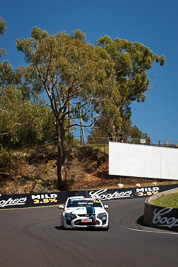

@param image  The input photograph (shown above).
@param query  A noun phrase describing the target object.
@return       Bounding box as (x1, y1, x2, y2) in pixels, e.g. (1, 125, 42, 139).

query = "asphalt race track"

(0, 198, 177, 267)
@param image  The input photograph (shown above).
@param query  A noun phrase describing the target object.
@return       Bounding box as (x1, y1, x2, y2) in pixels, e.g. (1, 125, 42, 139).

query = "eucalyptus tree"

(0, 85, 50, 147)
(0, 17, 7, 58)
(16, 27, 119, 189)
(96, 35, 165, 132)
(0, 17, 22, 87)
(0, 17, 15, 85)
(0, 17, 7, 35)
(0, 19, 51, 148)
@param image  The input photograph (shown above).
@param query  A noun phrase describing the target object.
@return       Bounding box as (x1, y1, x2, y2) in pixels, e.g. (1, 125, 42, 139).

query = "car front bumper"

(63, 215, 109, 229)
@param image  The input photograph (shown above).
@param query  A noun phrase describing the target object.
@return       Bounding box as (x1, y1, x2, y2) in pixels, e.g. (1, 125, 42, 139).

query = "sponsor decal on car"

(82, 219, 92, 223)
(70, 197, 84, 201)
(83, 198, 95, 201)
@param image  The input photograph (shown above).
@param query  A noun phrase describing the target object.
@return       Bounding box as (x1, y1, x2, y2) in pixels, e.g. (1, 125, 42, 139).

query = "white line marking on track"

(120, 224, 178, 235)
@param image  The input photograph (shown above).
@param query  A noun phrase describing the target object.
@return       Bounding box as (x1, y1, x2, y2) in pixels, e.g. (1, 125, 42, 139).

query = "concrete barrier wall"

(144, 188, 178, 232)
(109, 142, 178, 180)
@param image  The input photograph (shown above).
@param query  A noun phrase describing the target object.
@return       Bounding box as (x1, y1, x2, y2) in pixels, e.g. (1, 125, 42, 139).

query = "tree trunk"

(56, 158, 65, 190)
(56, 120, 67, 190)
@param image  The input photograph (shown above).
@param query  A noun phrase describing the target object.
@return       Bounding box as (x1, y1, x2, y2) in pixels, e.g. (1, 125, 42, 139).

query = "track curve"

(0, 198, 177, 267)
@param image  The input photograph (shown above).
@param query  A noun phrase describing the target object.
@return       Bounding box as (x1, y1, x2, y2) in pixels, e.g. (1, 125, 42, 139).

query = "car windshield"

(67, 199, 102, 208)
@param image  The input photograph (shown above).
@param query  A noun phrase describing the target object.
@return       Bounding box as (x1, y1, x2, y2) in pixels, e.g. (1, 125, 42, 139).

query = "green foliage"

(0, 85, 54, 147)
(16, 27, 120, 187)
(70, 29, 86, 43)
(0, 147, 20, 173)
(121, 119, 148, 143)
(44, 160, 52, 174)
(0, 22, 165, 189)
(96, 35, 166, 129)
(16, 28, 119, 127)
(0, 17, 7, 36)
(90, 117, 148, 143)
(0, 61, 22, 86)
(0, 17, 7, 59)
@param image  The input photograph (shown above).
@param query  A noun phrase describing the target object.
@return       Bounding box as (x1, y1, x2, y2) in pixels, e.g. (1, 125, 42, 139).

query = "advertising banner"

(109, 141, 178, 180)
(144, 202, 178, 232)
(0, 184, 178, 209)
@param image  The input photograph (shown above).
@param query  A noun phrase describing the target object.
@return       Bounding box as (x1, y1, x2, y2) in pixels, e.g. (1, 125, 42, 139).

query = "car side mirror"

(104, 205, 109, 209)
(58, 205, 64, 209)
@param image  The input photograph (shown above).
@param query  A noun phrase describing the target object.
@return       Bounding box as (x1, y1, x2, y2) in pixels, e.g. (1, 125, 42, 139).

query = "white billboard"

(109, 142, 178, 180)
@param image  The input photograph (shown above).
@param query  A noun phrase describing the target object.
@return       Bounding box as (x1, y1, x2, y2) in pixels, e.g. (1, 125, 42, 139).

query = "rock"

(118, 183, 124, 188)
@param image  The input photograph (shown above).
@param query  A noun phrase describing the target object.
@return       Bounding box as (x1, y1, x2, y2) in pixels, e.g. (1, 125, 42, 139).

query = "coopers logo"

(31, 193, 58, 205)
(0, 197, 27, 208)
(89, 189, 133, 200)
(153, 207, 178, 228)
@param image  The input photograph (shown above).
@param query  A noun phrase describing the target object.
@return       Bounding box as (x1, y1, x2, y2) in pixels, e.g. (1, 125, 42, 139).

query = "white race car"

(59, 196, 109, 230)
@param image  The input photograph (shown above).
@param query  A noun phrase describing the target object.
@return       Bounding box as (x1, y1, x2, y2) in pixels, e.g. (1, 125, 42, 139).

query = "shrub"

(0, 147, 20, 173)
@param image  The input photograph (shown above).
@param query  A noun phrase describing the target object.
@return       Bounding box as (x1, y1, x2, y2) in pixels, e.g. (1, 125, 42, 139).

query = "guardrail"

(144, 188, 178, 232)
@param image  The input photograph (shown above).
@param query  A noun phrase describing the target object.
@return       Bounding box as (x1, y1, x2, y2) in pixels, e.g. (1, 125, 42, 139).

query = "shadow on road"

(54, 226, 108, 231)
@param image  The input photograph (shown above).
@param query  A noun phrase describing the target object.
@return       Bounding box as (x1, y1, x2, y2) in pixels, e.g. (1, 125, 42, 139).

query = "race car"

(59, 196, 109, 230)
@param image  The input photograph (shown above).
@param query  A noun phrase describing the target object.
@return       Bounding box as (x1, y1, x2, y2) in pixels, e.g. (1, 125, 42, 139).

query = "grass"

(151, 193, 178, 208)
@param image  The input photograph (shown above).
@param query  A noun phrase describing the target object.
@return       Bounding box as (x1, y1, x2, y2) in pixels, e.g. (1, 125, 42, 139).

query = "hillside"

(0, 143, 177, 194)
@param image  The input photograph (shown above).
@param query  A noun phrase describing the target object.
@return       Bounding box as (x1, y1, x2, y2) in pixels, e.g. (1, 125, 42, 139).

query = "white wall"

(109, 142, 178, 180)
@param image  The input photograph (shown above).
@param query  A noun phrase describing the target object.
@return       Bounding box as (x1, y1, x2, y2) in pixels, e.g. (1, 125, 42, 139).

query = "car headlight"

(97, 213, 107, 220)
(65, 213, 77, 221)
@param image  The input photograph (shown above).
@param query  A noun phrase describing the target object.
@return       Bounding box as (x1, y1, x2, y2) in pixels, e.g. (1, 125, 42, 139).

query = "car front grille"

(74, 220, 100, 226)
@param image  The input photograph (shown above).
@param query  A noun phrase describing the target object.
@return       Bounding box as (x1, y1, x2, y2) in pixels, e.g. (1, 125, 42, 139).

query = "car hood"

(65, 207, 106, 215)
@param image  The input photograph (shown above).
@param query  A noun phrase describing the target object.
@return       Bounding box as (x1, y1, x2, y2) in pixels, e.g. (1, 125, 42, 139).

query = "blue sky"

(1, 0, 178, 143)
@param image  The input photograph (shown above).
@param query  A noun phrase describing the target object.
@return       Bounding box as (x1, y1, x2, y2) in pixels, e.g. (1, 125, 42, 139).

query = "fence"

(34, 136, 178, 156)
(81, 136, 178, 149)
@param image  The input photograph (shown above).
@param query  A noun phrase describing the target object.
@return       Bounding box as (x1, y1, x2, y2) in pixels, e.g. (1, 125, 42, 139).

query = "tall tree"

(0, 19, 50, 147)
(0, 85, 50, 147)
(96, 36, 165, 133)
(0, 17, 22, 87)
(0, 17, 7, 58)
(16, 27, 119, 189)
